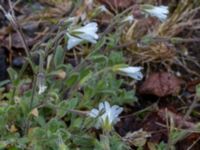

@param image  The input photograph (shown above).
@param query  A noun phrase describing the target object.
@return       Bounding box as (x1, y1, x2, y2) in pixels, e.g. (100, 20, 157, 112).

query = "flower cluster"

(88, 101, 123, 131)
(67, 22, 99, 50)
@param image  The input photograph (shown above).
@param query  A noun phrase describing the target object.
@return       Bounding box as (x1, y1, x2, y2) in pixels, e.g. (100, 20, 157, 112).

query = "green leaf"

(109, 134, 129, 150)
(58, 143, 69, 150)
(34, 116, 46, 127)
(66, 73, 79, 87)
(7, 67, 18, 83)
(54, 46, 65, 67)
(0, 141, 7, 149)
(97, 89, 116, 96)
(0, 80, 10, 87)
(108, 51, 124, 65)
(5, 106, 19, 122)
(70, 117, 84, 129)
(196, 84, 200, 97)
(72, 134, 95, 149)
(115, 90, 137, 105)
(83, 86, 95, 99)
(47, 119, 66, 133)
(57, 98, 79, 118)
(156, 141, 167, 150)
(28, 127, 46, 141)
(79, 69, 93, 86)
(89, 54, 108, 64)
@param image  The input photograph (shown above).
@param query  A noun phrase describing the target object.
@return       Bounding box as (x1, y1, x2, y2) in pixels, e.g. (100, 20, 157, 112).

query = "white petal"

(82, 31, 99, 40)
(38, 85, 47, 95)
(98, 102, 104, 111)
(67, 22, 99, 47)
(128, 71, 143, 80)
(37, 72, 47, 95)
(89, 109, 99, 118)
(74, 22, 98, 35)
(94, 120, 101, 129)
(111, 105, 123, 116)
(118, 66, 143, 80)
(67, 33, 83, 50)
(110, 105, 123, 123)
(119, 66, 143, 74)
(77, 33, 97, 43)
(104, 101, 111, 112)
(145, 5, 168, 22)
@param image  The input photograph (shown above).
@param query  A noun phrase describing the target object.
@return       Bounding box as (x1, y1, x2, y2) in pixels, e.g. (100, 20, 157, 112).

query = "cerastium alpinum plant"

(0, 1, 145, 148)
(3, 0, 198, 149)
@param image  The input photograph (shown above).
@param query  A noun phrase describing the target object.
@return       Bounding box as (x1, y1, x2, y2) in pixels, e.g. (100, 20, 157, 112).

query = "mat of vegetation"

(0, 0, 200, 149)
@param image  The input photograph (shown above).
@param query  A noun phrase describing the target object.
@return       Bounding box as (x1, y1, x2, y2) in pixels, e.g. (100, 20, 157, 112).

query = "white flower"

(88, 101, 123, 130)
(37, 72, 47, 95)
(143, 5, 169, 22)
(117, 66, 143, 80)
(122, 15, 134, 24)
(67, 22, 99, 50)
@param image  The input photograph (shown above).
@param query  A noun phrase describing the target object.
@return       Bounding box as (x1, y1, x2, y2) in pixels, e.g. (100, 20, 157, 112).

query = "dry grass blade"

(157, 0, 200, 37)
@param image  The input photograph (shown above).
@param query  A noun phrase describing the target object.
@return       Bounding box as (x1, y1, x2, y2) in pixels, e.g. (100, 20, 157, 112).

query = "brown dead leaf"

(157, 108, 195, 128)
(139, 72, 182, 97)
(51, 70, 67, 80)
(31, 108, 39, 117)
(123, 129, 151, 147)
(55, 70, 66, 80)
(9, 124, 18, 133)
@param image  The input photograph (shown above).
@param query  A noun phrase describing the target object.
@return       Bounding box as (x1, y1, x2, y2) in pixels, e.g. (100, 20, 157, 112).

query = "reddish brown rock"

(139, 72, 182, 97)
